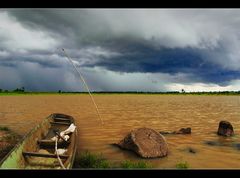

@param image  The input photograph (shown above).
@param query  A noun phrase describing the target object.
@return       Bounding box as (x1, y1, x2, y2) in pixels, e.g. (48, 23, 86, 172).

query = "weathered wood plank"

(50, 122, 70, 126)
(54, 118, 71, 122)
(22, 152, 69, 159)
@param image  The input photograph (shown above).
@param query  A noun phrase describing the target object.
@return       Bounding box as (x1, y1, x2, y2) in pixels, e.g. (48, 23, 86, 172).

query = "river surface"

(1, 94, 240, 168)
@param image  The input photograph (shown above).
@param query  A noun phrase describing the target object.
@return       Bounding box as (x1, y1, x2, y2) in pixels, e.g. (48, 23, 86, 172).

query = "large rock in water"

(217, 121, 234, 136)
(117, 127, 168, 158)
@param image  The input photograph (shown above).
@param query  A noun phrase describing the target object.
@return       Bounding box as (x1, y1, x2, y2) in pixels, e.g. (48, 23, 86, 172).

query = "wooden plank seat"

(22, 151, 69, 159)
(37, 139, 70, 148)
(50, 122, 71, 126)
(54, 118, 71, 122)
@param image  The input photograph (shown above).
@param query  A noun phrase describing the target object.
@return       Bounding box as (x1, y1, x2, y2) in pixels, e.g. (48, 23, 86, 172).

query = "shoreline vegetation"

(73, 151, 153, 169)
(69, 151, 189, 169)
(1, 88, 240, 96)
(0, 126, 21, 161)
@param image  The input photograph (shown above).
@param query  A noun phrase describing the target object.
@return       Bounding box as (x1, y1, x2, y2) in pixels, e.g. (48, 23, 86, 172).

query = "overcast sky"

(1, 9, 240, 92)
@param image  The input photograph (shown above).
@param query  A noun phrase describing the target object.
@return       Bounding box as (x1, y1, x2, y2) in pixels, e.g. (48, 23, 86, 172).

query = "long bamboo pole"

(61, 48, 104, 125)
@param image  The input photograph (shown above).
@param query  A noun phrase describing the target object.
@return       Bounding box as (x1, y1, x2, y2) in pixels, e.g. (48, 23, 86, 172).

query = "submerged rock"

(159, 131, 172, 135)
(233, 143, 240, 150)
(204, 140, 233, 147)
(116, 127, 168, 158)
(176, 128, 191, 134)
(188, 147, 196, 154)
(178, 146, 197, 154)
(204, 140, 219, 146)
(160, 127, 191, 135)
(205, 141, 240, 151)
(217, 121, 234, 136)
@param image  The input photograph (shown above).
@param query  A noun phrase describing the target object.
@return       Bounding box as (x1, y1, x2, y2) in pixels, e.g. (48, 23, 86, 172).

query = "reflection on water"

(1, 95, 240, 168)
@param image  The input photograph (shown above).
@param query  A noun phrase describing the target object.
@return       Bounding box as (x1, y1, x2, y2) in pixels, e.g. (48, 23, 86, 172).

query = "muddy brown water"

(1, 94, 240, 168)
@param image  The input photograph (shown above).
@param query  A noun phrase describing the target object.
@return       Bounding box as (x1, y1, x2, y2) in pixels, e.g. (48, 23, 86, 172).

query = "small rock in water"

(204, 140, 231, 147)
(159, 131, 171, 135)
(217, 121, 234, 137)
(116, 127, 168, 158)
(204, 140, 219, 146)
(188, 147, 196, 154)
(233, 143, 240, 150)
(176, 128, 191, 134)
(160, 128, 191, 135)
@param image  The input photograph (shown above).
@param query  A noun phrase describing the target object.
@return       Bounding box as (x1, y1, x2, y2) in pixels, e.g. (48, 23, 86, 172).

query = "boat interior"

(22, 114, 76, 169)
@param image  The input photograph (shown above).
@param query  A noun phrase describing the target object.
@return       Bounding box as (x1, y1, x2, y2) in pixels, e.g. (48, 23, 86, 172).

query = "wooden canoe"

(0, 113, 77, 169)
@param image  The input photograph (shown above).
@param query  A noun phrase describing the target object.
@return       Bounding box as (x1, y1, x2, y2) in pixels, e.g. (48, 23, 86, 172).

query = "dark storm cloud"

(0, 49, 66, 68)
(0, 56, 61, 68)
(83, 45, 240, 85)
(1, 9, 240, 91)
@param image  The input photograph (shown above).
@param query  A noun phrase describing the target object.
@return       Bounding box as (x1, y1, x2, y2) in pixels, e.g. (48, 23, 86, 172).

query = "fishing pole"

(61, 48, 104, 125)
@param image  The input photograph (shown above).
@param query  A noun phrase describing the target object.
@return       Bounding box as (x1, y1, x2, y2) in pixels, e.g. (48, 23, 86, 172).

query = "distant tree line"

(0, 87, 25, 93)
(1, 87, 240, 95)
(54, 90, 240, 95)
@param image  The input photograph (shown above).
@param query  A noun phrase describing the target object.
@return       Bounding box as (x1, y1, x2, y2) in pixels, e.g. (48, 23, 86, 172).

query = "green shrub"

(120, 160, 152, 169)
(73, 151, 153, 169)
(176, 161, 189, 169)
(3, 133, 20, 143)
(73, 151, 111, 168)
(0, 126, 10, 131)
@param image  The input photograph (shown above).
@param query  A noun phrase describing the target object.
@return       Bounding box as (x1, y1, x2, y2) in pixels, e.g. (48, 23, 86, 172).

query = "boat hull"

(0, 113, 77, 169)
